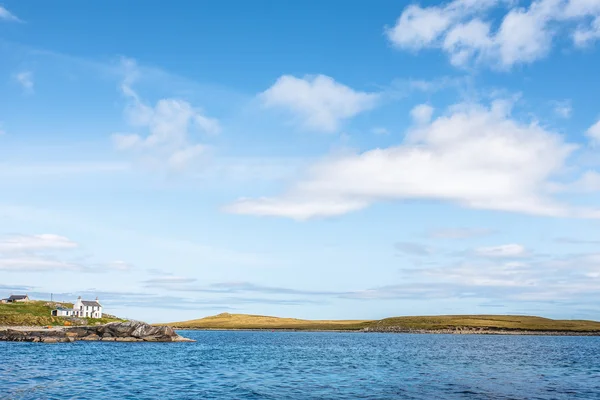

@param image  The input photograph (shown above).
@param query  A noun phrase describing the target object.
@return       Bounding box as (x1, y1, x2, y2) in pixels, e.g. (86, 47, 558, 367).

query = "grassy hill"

(161, 313, 372, 330)
(161, 313, 600, 333)
(0, 300, 124, 326)
(369, 315, 600, 332)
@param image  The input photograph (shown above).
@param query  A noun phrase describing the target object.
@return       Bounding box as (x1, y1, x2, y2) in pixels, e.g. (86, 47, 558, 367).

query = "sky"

(1, 0, 600, 323)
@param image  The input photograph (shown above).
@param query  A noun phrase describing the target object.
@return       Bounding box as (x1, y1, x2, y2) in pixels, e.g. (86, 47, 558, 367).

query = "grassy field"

(0, 301, 123, 326)
(370, 315, 600, 332)
(161, 313, 372, 330)
(161, 313, 600, 332)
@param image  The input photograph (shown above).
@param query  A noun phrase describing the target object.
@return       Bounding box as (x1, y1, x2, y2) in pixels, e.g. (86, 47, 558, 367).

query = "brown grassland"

(160, 312, 600, 332)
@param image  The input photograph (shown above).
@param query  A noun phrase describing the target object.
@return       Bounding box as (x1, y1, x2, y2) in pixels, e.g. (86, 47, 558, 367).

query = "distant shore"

(171, 327, 600, 336)
(160, 313, 600, 336)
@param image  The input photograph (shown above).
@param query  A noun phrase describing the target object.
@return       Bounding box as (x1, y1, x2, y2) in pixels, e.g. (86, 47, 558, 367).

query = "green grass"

(160, 313, 600, 332)
(0, 300, 124, 326)
(370, 315, 600, 332)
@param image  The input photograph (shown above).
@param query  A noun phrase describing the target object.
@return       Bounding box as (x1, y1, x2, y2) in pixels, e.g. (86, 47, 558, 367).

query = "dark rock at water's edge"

(0, 321, 195, 343)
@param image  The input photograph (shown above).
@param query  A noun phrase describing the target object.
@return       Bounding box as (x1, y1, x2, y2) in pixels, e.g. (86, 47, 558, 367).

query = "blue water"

(1, 331, 599, 399)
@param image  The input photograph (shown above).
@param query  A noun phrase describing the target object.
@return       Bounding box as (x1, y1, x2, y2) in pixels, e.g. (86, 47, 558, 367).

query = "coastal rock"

(0, 321, 194, 343)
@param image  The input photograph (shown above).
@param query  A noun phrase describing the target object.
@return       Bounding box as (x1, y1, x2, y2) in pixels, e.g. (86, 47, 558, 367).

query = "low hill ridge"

(161, 313, 600, 333)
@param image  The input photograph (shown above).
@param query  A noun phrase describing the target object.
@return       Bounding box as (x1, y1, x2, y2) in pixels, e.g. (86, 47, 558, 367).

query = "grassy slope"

(370, 315, 600, 332)
(0, 301, 123, 326)
(162, 313, 600, 332)
(162, 313, 372, 330)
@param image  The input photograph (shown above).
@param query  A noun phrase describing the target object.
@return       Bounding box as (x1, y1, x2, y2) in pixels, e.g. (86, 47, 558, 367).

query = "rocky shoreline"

(362, 326, 600, 336)
(0, 321, 194, 343)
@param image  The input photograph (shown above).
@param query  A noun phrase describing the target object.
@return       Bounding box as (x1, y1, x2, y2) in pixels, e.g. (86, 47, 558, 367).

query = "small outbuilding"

(51, 307, 75, 317)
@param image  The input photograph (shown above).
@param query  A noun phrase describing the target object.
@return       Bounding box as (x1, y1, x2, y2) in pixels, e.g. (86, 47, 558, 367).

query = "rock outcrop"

(0, 321, 194, 343)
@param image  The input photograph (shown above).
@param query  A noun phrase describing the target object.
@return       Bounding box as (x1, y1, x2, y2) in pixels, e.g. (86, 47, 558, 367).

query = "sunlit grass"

(0, 301, 123, 326)
(160, 312, 600, 332)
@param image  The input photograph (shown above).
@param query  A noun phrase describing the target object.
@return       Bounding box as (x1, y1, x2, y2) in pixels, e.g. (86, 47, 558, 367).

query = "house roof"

(54, 306, 72, 311)
(81, 300, 101, 307)
(8, 295, 28, 300)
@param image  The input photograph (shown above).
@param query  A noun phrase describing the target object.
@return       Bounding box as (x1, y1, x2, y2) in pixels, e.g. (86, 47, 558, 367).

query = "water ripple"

(1, 332, 599, 399)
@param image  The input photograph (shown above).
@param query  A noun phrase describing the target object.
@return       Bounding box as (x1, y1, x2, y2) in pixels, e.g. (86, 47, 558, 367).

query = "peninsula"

(160, 313, 600, 336)
(0, 299, 193, 343)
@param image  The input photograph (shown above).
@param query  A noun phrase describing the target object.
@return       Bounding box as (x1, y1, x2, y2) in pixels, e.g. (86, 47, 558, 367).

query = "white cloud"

(14, 71, 33, 93)
(112, 58, 219, 170)
(225, 196, 367, 220)
(474, 244, 528, 258)
(0, 257, 82, 272)
(574, 16, 600, 46)
(553, 100, 572, 118)
(386, 0, 600, 68)
(387, 4, 454, 49)
(0, 234, 78, 252)
(260, 75, 379, 132)
(225, 100, 593, 220)
(410, 103, 434, 124)
(0, 5, 21, 22)
(587, 119, 600, 145)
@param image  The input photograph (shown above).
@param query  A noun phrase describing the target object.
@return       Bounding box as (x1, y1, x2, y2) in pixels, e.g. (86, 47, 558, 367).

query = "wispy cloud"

(552, 100, 572, 119)
(473, 244, 528, 258)
(111, 58, 220, 171)
(143, 278, 342, 296)
(0, 5, 21, 22)
(428, 228, 494, 239)
(395, 242, 434, 256)
(0, 234, 78, 252)
(0, 234, 132, 273)
(555, 237, 600, 245)
(14, 71, 33, 93)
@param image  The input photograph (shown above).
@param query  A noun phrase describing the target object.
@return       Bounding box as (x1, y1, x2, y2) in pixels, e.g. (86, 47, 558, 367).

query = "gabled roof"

(8, 295, 28, 300)
(81, 300, 101, 307)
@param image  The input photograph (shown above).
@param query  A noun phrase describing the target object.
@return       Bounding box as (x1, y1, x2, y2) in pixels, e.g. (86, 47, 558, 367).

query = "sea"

(1, 330, 599, 399)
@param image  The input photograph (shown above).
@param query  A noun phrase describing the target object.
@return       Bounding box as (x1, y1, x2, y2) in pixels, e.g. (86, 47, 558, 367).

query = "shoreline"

(170, 327, 600, 336)
(0, 322, 194, 343)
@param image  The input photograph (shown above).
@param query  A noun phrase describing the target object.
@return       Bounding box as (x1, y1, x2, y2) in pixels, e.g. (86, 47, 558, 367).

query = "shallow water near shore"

(1, 330, 599, 399)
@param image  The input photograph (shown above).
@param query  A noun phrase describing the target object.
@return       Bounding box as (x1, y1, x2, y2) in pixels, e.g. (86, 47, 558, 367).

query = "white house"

(73, 296, 103, 318)
(51, 297, 103, 319)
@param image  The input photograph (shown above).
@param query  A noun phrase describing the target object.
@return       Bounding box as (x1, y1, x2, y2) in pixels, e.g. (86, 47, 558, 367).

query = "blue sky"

(2, 0, 600, 323)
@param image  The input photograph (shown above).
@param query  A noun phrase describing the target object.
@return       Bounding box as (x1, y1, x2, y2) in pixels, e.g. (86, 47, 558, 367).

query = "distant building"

(4, 294, 30, 303)
(51, 307, 75, 317)
(73, 296, 103, 318)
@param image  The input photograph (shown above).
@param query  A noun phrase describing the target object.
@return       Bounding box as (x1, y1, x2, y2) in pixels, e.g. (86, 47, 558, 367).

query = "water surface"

(1, 331, 599, 399)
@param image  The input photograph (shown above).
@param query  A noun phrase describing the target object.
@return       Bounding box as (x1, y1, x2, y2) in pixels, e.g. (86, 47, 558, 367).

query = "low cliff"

(0, 321, 194, 343)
